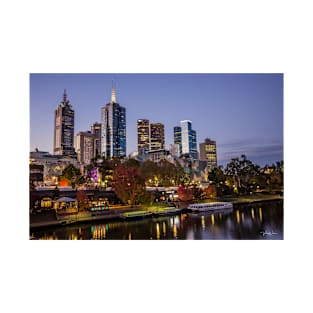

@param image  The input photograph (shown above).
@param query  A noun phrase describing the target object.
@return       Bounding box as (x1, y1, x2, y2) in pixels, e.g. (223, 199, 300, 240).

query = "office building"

(174, 120, 198, 159)
(75, 131, 94, 165)
(137, 119, 150, 155)
(200, 138, 217, 168)
(101, 86, 126, 158)
(174, 126, 182, 155)
(150, 123, 165, 151)
(91, 122, 101, 158)
(53, 90, 75, 156)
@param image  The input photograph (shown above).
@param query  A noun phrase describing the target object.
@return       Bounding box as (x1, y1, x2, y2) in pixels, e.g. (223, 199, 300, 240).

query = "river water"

(31, 200, 283, 240)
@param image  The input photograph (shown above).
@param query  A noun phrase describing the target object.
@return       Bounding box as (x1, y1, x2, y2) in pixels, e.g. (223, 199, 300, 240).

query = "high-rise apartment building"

(150, 123, 165, 151)
(75, 131, 94, 165)
(101, 87, 126, 158)
(91, 122, 101, 158)
(174, 120, 198, 159)
(200, 138, 217, 168)
(53, 90, 75, 156)
(137, 119, 150, 155)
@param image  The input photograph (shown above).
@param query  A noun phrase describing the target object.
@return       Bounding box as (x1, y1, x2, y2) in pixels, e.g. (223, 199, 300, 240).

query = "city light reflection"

(173, 224, 177, 238)
(211, 214, 215, 225)
(236, 210, 240, 224)
(251, 208, 255, 220)
(162, 222, 166, 236)
(201, 215, 205, 229)
(259, 207, 263, 222)
(156, 223, 160, 239)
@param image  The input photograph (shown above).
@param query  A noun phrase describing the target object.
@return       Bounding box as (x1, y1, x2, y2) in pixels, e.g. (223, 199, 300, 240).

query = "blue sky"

(30, 73, 283, 167)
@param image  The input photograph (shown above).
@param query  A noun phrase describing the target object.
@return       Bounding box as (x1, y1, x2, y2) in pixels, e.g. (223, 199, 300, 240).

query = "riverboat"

(152, 207, 182, 216)
(188, 202, 233, 212)
(120, 210, 152, 220)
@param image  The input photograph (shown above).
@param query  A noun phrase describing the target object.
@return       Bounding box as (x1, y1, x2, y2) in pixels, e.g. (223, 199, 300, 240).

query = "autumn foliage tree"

(204, 185, 217, 199)
(111, 164, 148, 206)
(176, 185, 194, 202)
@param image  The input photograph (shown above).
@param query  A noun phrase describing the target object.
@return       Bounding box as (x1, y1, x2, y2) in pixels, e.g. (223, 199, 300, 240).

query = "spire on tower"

(63, 89, 67, 102)
(111, 82, 117, 103)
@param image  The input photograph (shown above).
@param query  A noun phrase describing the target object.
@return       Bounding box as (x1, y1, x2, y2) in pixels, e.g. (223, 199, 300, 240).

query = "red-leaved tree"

(177, 185, 194, 202)
(111, 164, 145, 206)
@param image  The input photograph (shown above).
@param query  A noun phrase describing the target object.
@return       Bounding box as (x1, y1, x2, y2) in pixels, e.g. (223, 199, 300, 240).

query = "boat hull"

(188, 202, 233, 213)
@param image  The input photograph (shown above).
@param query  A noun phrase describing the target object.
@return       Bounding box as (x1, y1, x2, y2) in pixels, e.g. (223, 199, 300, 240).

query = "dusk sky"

(30, 73, 283, 167)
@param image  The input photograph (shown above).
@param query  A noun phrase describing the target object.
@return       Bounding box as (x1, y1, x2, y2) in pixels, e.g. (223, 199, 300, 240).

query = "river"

(30, 200, 283, 240)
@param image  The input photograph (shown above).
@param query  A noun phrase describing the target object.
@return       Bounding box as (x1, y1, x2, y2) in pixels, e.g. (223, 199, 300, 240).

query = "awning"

(56, 197, 76, 202)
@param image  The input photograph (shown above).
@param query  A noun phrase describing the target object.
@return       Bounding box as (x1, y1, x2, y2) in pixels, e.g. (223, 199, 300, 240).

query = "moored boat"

(120, 210, 152, 220)
(154, 207, 182, 216)
(188, 202, 233, 212)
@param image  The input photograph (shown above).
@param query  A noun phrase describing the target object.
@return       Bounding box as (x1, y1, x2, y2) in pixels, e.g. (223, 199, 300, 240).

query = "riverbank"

(29, 195, 283, 231)
(224, 194, 283, 205)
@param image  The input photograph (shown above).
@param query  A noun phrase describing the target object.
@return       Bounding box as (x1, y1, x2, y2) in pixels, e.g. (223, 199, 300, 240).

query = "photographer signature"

(259, 230, 278, 237)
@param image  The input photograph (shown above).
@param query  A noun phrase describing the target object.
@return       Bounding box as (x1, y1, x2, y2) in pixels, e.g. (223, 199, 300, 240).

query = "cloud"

(217, 138, 283, 166)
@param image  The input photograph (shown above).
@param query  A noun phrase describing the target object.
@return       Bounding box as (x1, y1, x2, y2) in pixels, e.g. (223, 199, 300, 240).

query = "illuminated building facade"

(53, 90, 75, 156)
(91, 122, 101, 158)
(174, 120, 198, 159)
(75, 131, 94, 165)
(150, 123, 165, 151)
(200, 138, 217, 168)
(137, 119, 150, 155)
(174, 126, 182, 155)
(101, 87, 126, 158)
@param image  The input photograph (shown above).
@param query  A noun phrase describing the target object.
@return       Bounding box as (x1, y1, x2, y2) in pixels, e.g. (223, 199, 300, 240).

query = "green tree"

(59, 164, 83, 189)
(225, 155, 260, 194)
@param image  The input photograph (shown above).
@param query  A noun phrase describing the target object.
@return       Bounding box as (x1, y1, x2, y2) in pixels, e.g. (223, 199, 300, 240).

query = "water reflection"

(236, 210, 240, 224)
(31, 200, 283, 240)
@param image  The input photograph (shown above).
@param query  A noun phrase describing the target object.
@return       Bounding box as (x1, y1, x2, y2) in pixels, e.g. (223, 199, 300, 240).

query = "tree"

(59, 164, 83, 189)
(225, 155, 260, 194)
(177, 185, 193, 202)
(204, 185, 217, 199)
(111, 164, 145, 206)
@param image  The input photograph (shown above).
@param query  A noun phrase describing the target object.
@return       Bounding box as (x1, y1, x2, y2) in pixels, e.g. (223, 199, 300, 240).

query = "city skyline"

(30, 73, 283, 167)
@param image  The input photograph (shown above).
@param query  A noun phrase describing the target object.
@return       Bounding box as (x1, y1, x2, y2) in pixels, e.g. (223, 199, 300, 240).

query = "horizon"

(30, 73, 283, 167)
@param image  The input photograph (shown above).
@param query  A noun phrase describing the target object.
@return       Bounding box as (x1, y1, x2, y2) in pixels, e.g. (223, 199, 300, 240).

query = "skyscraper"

(150, 123, 165, 151)
(91, 122, 101, 158)
(174, 126, 182, 155)
(53, 90, 75, 156)
(101, 86, 126, 158)
(75, 131, 94, 165)
(200, 138, 217, 168)
(174, 120, 198, 159)
(137, 119, 150, 155)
